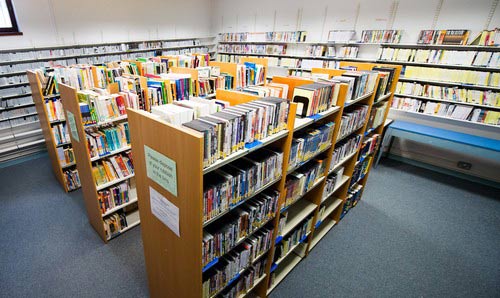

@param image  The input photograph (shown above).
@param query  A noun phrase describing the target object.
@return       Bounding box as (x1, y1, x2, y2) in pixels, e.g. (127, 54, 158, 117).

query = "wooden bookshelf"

(170, 66, 200, 96)
(60, 83, 140, 242)
(127, 62, 401, 297)
(26, 70, 80, 192)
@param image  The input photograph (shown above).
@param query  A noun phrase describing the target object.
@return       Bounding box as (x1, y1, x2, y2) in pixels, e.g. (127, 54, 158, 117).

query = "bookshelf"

(1, 36, 215, 163)
(126, 62, 401, 297)
(26, 70, 80, 192)
(59, 83, 141, 242)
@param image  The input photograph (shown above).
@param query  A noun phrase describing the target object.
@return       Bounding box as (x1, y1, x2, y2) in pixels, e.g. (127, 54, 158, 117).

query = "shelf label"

(145, 145, 178, 197)
(150, 186, 180, 237)
(66, 111, 79, 143)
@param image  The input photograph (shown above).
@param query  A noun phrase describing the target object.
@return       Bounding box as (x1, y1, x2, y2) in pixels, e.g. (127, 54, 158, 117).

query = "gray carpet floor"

(0, 155, 498, 297)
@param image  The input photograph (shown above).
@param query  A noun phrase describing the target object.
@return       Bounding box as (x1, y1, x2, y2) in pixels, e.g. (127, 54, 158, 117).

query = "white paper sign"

(150, 186, 180, 237)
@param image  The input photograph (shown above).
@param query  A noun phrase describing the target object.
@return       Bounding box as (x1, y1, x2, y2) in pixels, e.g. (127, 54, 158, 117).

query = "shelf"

(203, 176, 281, 227)
(0, 44, 215, 66)
(293, 117, 314, 132)
(203, 216, 275, 269)
(280, 199, 317, 237)
(390, 108, 500, 129)
(275, 232, 311, 265)
(237, 274, 267, 298)
(101, 197, 138, 217)
(398, 77, 500, 92)
(377, 59, 500, 72)
(287, 145, 331, 174)
(336, 124, 365, 144)
(0, 82, 29, 89)
(0, 112, 38, 122)
(96, 173, 135, 191)
(0, 103, 35, 111)
(378, 43, 500, 51)
(321, 175, 350, 203)
(309, 218, 336, 250)
(208, 248, 270, 298)
(0, 92, 32, 100)
(90, 145, 132, 162)
(281, 176, 325, 213)
(218, 51, 337, 61)
(0, 70, 27, 77)
(55, 141, 71, 148)
(84, 114, 128, 128)
(61, 162, 76, 169)
(107, 219, 140, 241)
(49, 119, 66, 124)
(266, 253, 302, 295)
(203, 129, 289, 174)
(329, 151, 358, 174)
(321, 198, 343, 222)
(344, 92, 374, 107)
(375, 92, 392, 103)
(393, 93, 500, 111)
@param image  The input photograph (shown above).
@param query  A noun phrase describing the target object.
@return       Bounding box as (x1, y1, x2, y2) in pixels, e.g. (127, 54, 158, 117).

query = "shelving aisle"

(125, 61, 401, 297)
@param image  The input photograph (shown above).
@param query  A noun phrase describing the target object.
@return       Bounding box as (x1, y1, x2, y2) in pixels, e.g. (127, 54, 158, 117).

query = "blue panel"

(315, 221, 322, 228)
(202, 257, 219, 273)
(275, 236, 283, 245)
(308, 114, 322, 121)
(245, 140, 263, 149)
(270, 263, 278, 273)
(300, 234, 308, 242)
(227, 273, 241, 287)
(389, 120, 500, 151)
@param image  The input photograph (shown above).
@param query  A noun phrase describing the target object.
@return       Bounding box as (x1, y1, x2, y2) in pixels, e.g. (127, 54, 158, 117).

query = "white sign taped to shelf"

(66, 111, 79, 142)
(144, 145, 178, 197)
(150, 186, 180, 237)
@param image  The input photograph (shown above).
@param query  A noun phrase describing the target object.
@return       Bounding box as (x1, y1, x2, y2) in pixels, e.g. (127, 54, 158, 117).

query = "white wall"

(0, 0, 213, 50)
(212, 0, 500, 43)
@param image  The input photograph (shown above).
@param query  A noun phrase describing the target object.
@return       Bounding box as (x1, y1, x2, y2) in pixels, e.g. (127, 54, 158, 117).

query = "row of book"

(219, 263, 266, 298)
(393, 97, 500, 125)
(0, 105, 36, 120)
(237, 62, 266, 88)
(2, 95, 33, 109)
(64, 168, 81, 191)
(367, 102, 389, 130)
(284, 160, 326, 210)
(330, 134, 362, 170)
(237, 83, 289, 99)
(218, 44, 287, 55)
(403, 66, 500, 87)
(104, 209, 139, 240)
(377, 48, 500, 68)
(0, 74, 26, 85)
(395, 82, 500, 107)
(203, 149, 283, 223)
(218, 44, 361, 60)
(359, 134, 380, 158)
(289, 122, 335, 170)
(182, 97, 289, 168)
(342, 184, 364, 217)
(338, 105, 369, 140)
(0, 84, 30, 97)
(350, 156, 372, 186)
(0, 39, 204, 62)
(56, 147, 75, 166)
(417, 30, 470, 45)
(216, 54, 337, 71)
(202, 233, 270, 298)
(273, 216, 310, 262)
(323, 167, 345, 198)
(202, 190, 279, 266)
(151, 98, 222, 126)
(97, 180, 135, 214)
(44, 98, 65, 122)
(360, 30, 403, 44)
(0, 114, 39, 129)
(219, 31, 307, 43)
(86, 123, 130, 159)
(92, 152, 134, 186)
(472, 29, 500, 46)
(52, 123, 70, 146)
(292, 82, 339, 117)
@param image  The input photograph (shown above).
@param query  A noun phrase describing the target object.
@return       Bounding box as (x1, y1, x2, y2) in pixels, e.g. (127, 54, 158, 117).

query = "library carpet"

(0, 155, 499, 297)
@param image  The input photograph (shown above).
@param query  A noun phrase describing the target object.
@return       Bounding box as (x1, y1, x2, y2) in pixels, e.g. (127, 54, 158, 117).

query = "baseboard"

(0, 150, 48, 169)
(386, 154, 500, 189)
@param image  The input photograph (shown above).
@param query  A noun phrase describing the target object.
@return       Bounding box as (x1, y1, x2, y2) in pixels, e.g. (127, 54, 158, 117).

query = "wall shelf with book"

(1, 36, 215, 164)
(126, 62, 401, 297)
